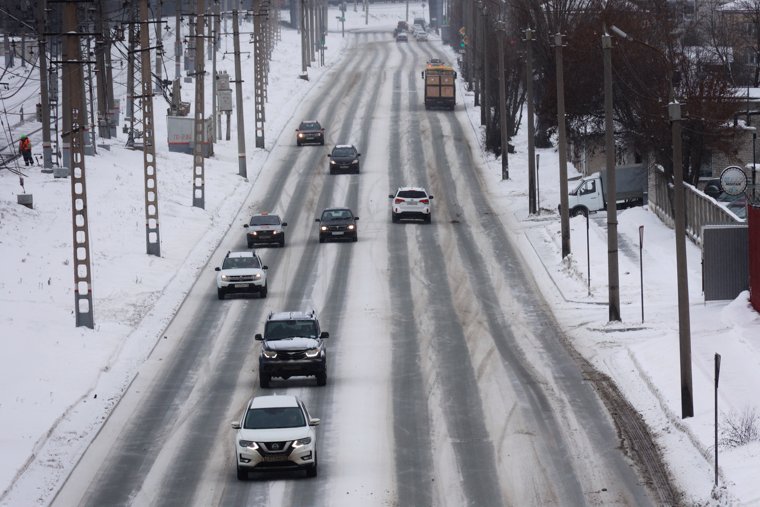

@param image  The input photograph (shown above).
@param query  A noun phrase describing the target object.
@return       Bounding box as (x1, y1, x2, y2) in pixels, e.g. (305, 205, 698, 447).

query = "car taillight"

(420, 199, 429, 204)
(394, 198, 405, 204)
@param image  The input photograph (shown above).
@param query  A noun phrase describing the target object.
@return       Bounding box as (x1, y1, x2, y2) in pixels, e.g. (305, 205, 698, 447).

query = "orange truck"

(421, 59, 457, 110)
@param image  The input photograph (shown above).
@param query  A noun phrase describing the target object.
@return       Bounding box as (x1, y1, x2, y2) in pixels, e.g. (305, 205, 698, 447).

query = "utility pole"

(670, 100, 694, 418)
(300, 0, 308, 77)
(192, 0, 207, 209)
(155, 0, 163, 91)
(555, 33, 570, 258)
(480, 3, 489, 128)
(215, 0, 222, 140)
(36, 0, 53, 170)
(232, 9, 247, 178)
(126, 1, 137, 148)
(497, 19, 508, 180)
(602, 33, 621, 321)
(62, 0, 95, 329)
(525, 28, 537, 215)
(254, 0, 266, 148)
(140, 0, 161, 257)
(175, 0, 182, 80)
(95, 0, 111, 139)
(211, 4, 218, 141)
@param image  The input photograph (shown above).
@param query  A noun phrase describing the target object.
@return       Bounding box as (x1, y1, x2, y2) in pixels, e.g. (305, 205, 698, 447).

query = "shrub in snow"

(720, 408, 760, 448)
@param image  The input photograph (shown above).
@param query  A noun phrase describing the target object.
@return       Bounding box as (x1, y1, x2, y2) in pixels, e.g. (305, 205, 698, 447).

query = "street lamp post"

(611, 24, 693, 418)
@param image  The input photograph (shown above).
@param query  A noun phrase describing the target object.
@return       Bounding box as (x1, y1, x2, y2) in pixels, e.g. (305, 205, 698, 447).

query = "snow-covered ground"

(1, 3, 759, 506)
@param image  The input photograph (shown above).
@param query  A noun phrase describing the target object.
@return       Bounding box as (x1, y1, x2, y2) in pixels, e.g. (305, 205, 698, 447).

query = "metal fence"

(648, 165, 743, 245)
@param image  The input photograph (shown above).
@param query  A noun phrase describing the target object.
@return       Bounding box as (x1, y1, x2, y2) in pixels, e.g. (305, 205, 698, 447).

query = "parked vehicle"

(231, 394, 320, 479)
(566, 164, 647, 216)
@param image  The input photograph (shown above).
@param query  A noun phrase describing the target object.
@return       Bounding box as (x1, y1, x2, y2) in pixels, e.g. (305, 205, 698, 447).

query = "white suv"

(215, 250, 268, 299)
(389, 186, 434, 223)
(232, 395, 320, 479)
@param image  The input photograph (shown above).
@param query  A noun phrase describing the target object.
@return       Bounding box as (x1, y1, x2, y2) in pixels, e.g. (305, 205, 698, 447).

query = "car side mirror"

(231, 421, 241, 429)
(309, 418, 321, 426)
(262, 265, 268, 270)
(326, 154, 331, 158)
(388, 194, 394, 198)
(214, 267, 221, 271)
(320, 331, 329, 338)
(243, 224, 249, 228)
(315, 218, 321, 222)
(254, 333, 263, 341)
(281, 222, 288, 227)
(429, 195, 434, 199)
(358, 153, 361, 157)
(421, 71, 424, 79)
(354, 217, 359, 220)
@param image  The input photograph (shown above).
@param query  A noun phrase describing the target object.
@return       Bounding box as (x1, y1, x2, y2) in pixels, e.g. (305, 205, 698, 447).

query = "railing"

(648, 165, 743, 245)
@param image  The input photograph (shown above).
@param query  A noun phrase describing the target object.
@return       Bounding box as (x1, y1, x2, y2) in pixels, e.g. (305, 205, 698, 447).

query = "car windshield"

(322, 209, 353, 221)
(398, 190, 427, 199)
(250, 215, 280, 226)
(222, 256, 261, 269)
(299, 122, 321, 131)
(332, 147, 356, 158)
(244, 407, 305, 429)
(265, 319, 318, 340)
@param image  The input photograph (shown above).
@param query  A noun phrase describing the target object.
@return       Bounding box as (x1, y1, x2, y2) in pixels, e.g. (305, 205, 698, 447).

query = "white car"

(215, 250, 268, 299)
(389, 186, 434, 223)
(415, 31, 429, 41)
(232, 395, 320, 479)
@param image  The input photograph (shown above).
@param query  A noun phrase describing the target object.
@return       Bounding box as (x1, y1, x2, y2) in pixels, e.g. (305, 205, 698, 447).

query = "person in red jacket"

(19, 134, 33, 166)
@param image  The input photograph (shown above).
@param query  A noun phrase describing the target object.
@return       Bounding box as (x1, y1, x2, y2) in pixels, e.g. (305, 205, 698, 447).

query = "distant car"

(296, 120, 325, 146)
(255, 309, 329, 387)
(702, 178, 722, 199)
(413, 17, 426, 30)
(389, 186, 434, 223)
(396, 32, 408, 42)
(215, 250, 268, 299)
(244, 213, 287, 248)
(327, 145, 361, 174)
(231, 394, 320, 479)
(415, 31, 428, 41)
(315, 207, 359, 242)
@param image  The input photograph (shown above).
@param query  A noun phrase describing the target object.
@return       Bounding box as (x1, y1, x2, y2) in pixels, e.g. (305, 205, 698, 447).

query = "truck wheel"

(571, 207, 588, 218)
(260, 284, 267, 298)
(306, 452, 318, 477)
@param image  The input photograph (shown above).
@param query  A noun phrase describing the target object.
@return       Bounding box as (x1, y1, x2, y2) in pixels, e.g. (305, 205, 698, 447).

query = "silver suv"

(215, 251, 268, 299)
(389, 186, 434, 223)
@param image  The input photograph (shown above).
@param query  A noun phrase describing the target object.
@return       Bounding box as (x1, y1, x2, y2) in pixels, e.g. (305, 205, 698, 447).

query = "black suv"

(315, 207, 359, 242)
(244, 213, 287, 247)
(327, 145, 361, 174)
(255, 311, 329, 387)
(296, 120, 325, 146)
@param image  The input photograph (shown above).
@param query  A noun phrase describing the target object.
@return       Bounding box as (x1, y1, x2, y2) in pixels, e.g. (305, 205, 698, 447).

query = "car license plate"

(332, 231, 344, 236)
(408, 200, 417, 204)
(262, 455, 289, 462)
(235, 284, 250, 288)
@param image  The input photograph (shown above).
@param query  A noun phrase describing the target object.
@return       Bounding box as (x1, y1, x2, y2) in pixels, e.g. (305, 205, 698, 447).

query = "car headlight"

(347, 225, 355, 230)
(330, 160, 336, 165)
(272, 230, 280, 234)
(298, 133, 304, 138)
(263, 349, 278, 358)
(250, 231, 257, 236)
(292, 437, 312, 448)
(305, 348, 320, 358)
(253, 273, 261, 280)
(320, 226, 327, 231)
(239, 440, 258, 449)
(221, 274, 230, 281)
(351, 160, 358, 164)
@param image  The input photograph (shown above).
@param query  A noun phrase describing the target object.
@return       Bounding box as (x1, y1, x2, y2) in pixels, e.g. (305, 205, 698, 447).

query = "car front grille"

(228, 275, 255, 282)
(258, 441, 293, 454)
(281, 351, 307, 360)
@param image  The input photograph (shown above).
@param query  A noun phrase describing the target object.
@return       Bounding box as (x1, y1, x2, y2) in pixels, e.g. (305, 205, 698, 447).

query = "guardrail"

(649, 165, 742, 245)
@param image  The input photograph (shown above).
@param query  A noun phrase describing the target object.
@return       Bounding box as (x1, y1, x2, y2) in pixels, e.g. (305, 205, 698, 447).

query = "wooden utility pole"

(497, 20, 508, 180)
(140, 0, 161, 256)
(555, 33, 570, 258)
(254, 0, 266, 148)
(62, 0, 94, 329)
(525, 28, 537, 215)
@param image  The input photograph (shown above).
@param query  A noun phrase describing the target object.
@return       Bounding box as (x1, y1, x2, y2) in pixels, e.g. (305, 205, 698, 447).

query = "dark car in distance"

(296, 120, 325, 146)
(315, 207, 359, 242)
(327, 145, 361, 174)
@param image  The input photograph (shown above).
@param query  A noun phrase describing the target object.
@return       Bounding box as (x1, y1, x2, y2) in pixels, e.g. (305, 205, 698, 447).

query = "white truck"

(566, 163, 647, 216)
